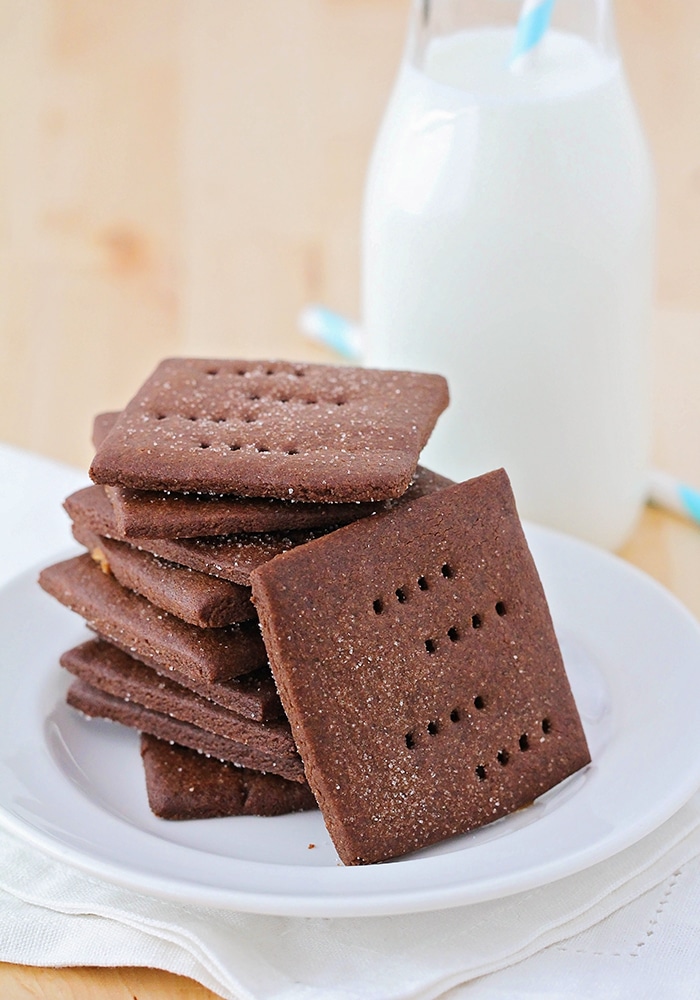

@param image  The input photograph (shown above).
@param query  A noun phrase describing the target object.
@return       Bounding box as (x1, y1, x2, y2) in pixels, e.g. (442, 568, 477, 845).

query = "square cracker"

(93, 412, 454, 538)
(250, 469, 590, 865)
(60, 639, 296, 758)
(65, 484, 334, 586)
(38, 555, 266, 683)
(62, 637, 283, 722)
(71, 522, 256, 627)
(89, 358, 449, 502)
(139, 735, 316, 820)
(104, 466, 454, 539)
(65, 677, 306, 782)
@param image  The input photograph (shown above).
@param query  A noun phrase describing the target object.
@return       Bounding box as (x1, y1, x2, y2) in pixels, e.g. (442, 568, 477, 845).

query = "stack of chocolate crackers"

(39, 357, 590, 865)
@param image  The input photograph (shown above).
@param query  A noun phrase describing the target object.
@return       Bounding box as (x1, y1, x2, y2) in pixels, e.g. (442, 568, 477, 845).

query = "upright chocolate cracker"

(251, 469, 591, 866)
(66, 678, 306, 782)
(89, 358, 449, 501)
(39, 555, 266, 683)
(140, 735, 317, 820)
(73, 521, 256, 627)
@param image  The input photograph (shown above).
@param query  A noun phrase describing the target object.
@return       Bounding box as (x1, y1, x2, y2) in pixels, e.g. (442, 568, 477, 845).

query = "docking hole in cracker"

(89, 358, 449, 502)
(250, 468, 590, 866)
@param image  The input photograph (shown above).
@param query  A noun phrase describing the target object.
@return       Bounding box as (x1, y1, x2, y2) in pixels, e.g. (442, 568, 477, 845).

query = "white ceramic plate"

(1, 526, 700, 917)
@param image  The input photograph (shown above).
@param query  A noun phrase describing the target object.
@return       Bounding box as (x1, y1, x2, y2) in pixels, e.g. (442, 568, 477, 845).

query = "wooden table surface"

(0, 0, 699, 472)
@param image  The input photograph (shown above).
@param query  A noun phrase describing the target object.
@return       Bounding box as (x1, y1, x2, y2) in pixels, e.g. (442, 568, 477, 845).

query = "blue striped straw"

(510, 0, 556, 71)
(297, 304, 362, 360)
(648, 469, 700, 528)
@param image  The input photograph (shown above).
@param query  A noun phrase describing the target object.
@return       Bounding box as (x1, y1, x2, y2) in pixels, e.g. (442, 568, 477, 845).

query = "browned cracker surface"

(140, 735, 317, 820)
(66, 678, 306, 782)
(250, 469, 591, 865)
(59, 638, 283, 722)
(39, 555, 266, 683)
(89, 358, 449, 501)
(60, 640, 295, 758)
(72, 521, 255, 627)
(93, 412, 453, 538)
(65, 484, 332, 586)
(105, 466, 453, 539)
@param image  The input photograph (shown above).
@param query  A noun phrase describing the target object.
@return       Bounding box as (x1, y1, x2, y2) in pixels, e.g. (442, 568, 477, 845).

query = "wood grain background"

(0, 0, 698, 473)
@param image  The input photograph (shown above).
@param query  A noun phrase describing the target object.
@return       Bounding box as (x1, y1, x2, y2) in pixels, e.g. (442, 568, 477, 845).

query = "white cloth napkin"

(0, 801, 698, 1000)
(2, 443, 700, 999)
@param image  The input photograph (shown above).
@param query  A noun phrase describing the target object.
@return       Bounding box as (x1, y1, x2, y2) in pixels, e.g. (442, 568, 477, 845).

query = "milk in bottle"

(362, 1, 654, 550)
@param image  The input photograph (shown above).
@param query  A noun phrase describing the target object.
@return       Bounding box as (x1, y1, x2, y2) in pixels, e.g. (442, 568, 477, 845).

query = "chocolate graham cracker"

(93, 412, 453, 538)
(89, 358, 449, 502)
(65, 485, 333, 586)
(250, 469, 591, 865)
(65, 484, 129, 537)
(66, 678, 306, 782)
(73, 521, 256, 627)
(39, 555, 266, 683)
(140, 735, 317, 820)
(62, 638, 284, 722)
(105, 467, 453, 539)
(60, 640, 296, 757)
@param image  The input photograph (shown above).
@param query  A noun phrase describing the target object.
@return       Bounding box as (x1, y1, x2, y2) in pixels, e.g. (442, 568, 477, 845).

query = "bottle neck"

(406, 0, 619, 71)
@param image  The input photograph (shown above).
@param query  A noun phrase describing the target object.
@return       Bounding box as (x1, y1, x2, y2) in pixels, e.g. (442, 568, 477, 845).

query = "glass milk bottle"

(362, 0, 654, 550)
